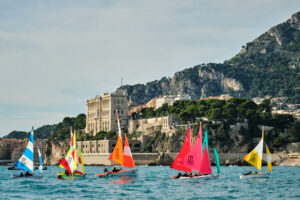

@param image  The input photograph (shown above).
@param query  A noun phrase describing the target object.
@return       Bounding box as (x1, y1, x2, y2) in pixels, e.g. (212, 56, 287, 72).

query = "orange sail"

(123, 134, 135, 168)
(109, 136, 123, 166)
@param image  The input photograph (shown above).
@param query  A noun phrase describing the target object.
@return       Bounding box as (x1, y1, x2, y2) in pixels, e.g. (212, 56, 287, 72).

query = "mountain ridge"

(117, 11, 300, 104)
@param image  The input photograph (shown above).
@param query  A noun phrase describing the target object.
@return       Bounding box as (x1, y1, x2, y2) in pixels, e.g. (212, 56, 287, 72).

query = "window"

(134, 144, 140, 148)
(121, 110, 123, 114)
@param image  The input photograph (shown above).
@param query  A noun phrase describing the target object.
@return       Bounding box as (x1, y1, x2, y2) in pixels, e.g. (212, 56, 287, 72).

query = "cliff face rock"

(117, 12, 300, 104)
(118, 65, 244, 104)
(44, 140, 69, 165)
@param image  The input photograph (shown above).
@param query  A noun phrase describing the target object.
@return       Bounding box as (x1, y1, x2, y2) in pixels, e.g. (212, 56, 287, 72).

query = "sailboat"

(170, 124, 220, 179)
(95, 111, 137, 178)
(11, 127, 43, 179)
(34, 144, 47, 171)
(240, 127, 272, 179)
(57, 129, 86, 180)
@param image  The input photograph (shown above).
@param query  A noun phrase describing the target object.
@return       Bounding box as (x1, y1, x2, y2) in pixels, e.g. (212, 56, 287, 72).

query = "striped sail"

(37, 144, 43, 173)
(123, 134, 135, 168)
(59, 129, 77, 174)
(16, 127, 34, 172)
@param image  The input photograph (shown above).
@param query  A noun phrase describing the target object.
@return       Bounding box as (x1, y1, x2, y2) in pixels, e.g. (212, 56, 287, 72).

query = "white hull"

(96, 169, 138, 178)
(240, 173, 270, 179)
(171, 174, 220, 179)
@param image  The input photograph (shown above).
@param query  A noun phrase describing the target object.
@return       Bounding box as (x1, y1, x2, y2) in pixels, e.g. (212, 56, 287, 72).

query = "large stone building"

(85, 91, 129, 136)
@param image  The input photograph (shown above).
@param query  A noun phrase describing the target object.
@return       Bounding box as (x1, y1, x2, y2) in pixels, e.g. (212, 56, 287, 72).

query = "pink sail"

(183, 124, 203, 172)
(199, 144, 212, 174)
(170, 128, 192, 172)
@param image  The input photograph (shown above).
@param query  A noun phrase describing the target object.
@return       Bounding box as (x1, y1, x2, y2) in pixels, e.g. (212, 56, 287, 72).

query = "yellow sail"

(244, 129, 264, 171)
(266, 145, 272, 172)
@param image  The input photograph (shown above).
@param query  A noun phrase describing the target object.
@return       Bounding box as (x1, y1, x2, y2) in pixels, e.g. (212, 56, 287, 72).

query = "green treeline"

(136, 98, 293, 127)
(135, 98, 299, 145)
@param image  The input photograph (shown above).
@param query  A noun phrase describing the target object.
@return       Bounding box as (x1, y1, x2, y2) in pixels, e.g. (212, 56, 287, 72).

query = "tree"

(74, 114, 86, 129)
(288, 123, 300, 142)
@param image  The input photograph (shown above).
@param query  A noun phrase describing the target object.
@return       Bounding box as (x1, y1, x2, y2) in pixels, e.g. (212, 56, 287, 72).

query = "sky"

(0, 0, 299, 136)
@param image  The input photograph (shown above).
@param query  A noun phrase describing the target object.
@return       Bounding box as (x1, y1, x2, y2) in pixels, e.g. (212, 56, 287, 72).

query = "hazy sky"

(0, 0, 299, 136)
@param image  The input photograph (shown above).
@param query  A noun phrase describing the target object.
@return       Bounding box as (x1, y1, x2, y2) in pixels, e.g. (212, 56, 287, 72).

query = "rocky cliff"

(117, 12, 300, 104)
(44, 140, 69, 165)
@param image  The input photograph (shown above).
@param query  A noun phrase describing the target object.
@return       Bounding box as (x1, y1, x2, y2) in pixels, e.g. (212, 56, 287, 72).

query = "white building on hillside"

(156, 94, 191, 108)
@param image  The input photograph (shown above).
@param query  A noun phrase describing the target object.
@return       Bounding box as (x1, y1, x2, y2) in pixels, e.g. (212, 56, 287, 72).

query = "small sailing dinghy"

(57, 129, 86, 180)
(35, 144, 47, 171)
(171, 124, 221, 179)
(95, 112, 137, 178)
(11, 127, 43, 179)
(240, 127, 272, 179)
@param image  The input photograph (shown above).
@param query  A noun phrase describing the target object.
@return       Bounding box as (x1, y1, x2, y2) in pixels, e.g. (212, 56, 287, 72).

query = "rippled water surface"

(1, 166, 300, 199)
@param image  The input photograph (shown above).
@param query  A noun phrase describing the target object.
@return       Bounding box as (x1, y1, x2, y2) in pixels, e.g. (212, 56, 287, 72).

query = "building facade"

(77, 139, 141, 154)
(128, 114, 180, 137)
(156, 94, 191, 109)
(85, 91, 129, 136)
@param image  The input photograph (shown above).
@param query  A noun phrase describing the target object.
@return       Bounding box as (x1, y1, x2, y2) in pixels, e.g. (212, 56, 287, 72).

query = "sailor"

(25, 171, 33, 176)
(175, 173, 182, 179)
(20, 172, 24, 177)
(104, 168, 110, 175)
(111, 166, 121, 173)
(65, 170, 70, 175)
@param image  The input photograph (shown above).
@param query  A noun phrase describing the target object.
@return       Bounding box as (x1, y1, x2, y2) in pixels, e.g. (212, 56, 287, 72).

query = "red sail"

(123, 134, 135, 168)
(170, 128, 192, 172)
(183, 123, 202, 172)
(199, 144, 212, 174)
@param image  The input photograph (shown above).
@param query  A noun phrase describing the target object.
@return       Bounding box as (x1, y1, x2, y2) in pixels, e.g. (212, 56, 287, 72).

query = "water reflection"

(109, 176, 136, 184)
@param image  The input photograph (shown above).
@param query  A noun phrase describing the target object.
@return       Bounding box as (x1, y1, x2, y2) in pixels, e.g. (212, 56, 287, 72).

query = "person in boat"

(255, 171, 258, 174)
(20, 172, 24, 177)
(111, 166, 122, 173)
(25, 171, 33, 176)
(175, 173, 182, 179)
(243, 170, 252, 175)
(182, 172, 188, 177)
(65, 170, 70, 175)
(104, 168, 110, 175)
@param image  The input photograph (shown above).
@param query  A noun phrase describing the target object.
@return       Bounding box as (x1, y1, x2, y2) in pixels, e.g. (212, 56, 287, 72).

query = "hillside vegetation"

(117, 12, 300, 104)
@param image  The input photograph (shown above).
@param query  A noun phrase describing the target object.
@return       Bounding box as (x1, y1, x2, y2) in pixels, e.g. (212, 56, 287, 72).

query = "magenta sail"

(199, 144, 212, 174)
(170, 128, 192, 172)
(183, 124, 203, 172)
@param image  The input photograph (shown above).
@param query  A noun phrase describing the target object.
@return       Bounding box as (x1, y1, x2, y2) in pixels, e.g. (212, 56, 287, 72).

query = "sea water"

(1, 166, 299, 199)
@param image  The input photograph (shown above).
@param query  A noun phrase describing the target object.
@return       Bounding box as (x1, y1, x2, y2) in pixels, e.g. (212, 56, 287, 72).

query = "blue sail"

(16, 127, 34, 172)
(213, 147, 221, 174)
(37, 145, 43, 173)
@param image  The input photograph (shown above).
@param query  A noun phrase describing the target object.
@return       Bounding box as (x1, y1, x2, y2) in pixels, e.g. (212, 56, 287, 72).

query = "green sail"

(202, 128, 209, 153)
(213, 147, 221, 174)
